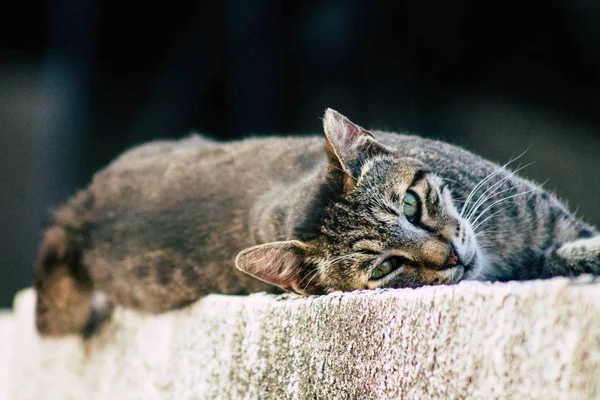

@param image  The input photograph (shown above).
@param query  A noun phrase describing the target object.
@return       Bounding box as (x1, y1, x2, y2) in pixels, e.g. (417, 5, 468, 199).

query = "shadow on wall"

(1, 0, 600, 307)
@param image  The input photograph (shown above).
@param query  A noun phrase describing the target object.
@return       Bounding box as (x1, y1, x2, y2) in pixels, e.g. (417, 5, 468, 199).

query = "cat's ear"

(235, 240, 324, 295)
(323, 108, 389, 189)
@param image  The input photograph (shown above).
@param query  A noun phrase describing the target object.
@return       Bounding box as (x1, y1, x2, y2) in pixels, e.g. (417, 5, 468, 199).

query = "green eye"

(403, 191, 420, 223)
(371, 257, 402, 280)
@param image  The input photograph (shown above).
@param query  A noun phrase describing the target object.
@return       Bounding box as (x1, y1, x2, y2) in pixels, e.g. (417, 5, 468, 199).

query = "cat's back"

(57, 134, 325, 228)
(83, 131, 503, 221)
(107, 133, 324, 174)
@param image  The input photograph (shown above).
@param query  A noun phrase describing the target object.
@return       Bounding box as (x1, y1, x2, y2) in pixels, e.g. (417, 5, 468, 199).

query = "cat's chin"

(443, 252, 479, 284)
(461, 250, 490, 281)
(439, 264, 466, 284)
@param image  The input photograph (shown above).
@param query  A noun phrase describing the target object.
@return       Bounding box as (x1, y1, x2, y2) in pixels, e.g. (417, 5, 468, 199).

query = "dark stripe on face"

(413, 170, 441, 218)
(349, 237, 379, 252)
(419, 223, 437, 233)
(426, 185, 440, 210)
(423, 181, 432, 206)
(409, 170, 430, 188)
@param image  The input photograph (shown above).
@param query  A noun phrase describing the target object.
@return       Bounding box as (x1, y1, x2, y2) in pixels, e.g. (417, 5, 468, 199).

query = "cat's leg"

(540, 236, 600, 278)
(35, 227, 199, 335)
(34, 226, 96, 336)
(88, 249, 206, 314)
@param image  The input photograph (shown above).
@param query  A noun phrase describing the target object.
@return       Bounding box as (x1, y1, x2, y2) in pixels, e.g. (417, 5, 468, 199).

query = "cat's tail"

(34, 224, 94, 336)
(35, 189, 114, 336)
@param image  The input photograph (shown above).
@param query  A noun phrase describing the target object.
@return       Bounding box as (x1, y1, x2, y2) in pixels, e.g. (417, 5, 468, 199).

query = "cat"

(34, 108, 600, 336)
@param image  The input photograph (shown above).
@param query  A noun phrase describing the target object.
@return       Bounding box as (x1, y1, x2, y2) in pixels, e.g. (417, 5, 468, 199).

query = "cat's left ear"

(235, 240, 324, 295)
(323, 108, 389, 189)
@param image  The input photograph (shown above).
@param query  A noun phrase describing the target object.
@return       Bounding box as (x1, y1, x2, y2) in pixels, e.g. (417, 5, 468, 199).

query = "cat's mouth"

(450, 253, 478, 283)
(438, 264, 466, 284)
(441, 252, 477, 284)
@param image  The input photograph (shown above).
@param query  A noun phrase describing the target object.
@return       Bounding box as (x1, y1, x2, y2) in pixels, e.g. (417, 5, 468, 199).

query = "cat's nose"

(444, 246, 458, 267)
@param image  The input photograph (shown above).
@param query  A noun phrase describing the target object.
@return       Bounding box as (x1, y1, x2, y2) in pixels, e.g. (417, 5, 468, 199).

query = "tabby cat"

(35, 109, 600, 336)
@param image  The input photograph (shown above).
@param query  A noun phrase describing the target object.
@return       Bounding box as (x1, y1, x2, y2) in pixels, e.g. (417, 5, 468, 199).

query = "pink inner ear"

(235, 241, 313, 294)
(325, 109, 374, 149)
(236, 241, 326, 296)
(258, 260, 301, 292)
(341, 121, 364, 149)
(323, 109, 385, 184)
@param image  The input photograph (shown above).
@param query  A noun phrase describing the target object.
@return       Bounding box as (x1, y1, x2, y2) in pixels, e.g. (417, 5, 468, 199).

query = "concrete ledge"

(1, 310, 15, 400)
(8, 277, 600, 400)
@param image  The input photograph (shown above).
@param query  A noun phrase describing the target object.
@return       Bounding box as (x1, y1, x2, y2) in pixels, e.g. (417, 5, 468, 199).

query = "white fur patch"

(557, 236, 600, 257)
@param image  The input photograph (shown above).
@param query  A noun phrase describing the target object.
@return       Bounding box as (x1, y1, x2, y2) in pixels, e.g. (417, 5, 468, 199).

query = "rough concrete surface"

(7, 277, 600, 400)
(0, 311, 15, 400)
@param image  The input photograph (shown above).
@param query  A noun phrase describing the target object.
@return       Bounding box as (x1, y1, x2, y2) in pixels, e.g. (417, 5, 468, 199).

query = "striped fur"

(34, 109, 599, 336)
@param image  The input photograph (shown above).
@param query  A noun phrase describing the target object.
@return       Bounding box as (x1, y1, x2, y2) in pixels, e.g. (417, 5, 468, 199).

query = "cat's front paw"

(554, 236, 600, 275)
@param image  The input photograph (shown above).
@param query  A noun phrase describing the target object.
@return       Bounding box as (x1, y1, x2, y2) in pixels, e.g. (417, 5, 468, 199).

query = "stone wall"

(5, 277, 600, 399)
(0, 311, 14, 400)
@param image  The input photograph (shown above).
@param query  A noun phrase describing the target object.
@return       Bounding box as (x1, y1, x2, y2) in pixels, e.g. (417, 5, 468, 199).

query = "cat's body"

(35, 109, 599, 336)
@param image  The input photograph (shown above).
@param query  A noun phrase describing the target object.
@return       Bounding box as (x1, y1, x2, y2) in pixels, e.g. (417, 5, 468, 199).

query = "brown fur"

(34, 109, 599, 336)
(35, 226, 93, 335)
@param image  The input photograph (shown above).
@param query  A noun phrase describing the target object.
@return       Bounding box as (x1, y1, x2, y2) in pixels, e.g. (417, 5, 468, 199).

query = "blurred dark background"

(1, 0, 599, 307)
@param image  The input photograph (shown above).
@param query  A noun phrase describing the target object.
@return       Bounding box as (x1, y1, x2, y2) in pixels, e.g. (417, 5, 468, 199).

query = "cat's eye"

(370, 256, 403, 280)
(403, 191, 421, 224)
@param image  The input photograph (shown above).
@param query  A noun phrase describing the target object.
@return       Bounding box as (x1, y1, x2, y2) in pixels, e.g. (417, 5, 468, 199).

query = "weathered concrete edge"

(8, 277, 600, 400)
(0, 310, 15, 400)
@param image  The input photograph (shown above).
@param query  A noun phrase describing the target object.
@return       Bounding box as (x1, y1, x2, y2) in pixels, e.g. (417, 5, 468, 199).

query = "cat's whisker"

(475, 237, 497, 248)
(467, 157, 535, 220)
(310, 252, 371, 291)
(472, 206, 510, 233)
(464, 160, 533, 221)
(465, 162, 535, 222)
(441, 178, 467, 191)
(474, 230, 498, 239)
(465, 164, 521, 220)
(460, 148, 530, 219)
(473, 221, 502, 234)
(461, 168, 507, 219)
(469, 182, 546, 228)
(298, 269, 316, 287)
(368, 181, 392, 212)
(473, 220, 503, 237)
(466, 185, 521, 224)
(451, 194, 468, 204)
(475, 223, 505, 238)
(473, 234, 496, 245)
(300, 269, 321, 293)
(461, 171, 499, 219)
(327, 252, 365, 265)
(373, 188, 387, 209)
(466, 184, 513, 223)
(328, 164, 358, 182)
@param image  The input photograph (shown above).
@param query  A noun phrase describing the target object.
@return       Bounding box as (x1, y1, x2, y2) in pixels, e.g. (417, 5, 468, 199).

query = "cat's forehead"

(357, 155, 439, 192)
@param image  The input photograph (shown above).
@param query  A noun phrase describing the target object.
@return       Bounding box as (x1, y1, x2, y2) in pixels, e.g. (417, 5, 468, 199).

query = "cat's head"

(236, 109, 481, 295)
